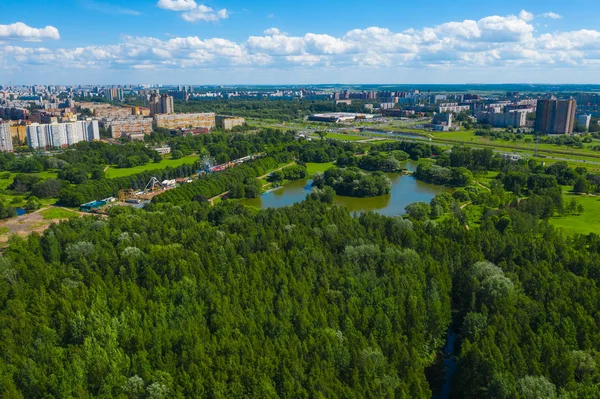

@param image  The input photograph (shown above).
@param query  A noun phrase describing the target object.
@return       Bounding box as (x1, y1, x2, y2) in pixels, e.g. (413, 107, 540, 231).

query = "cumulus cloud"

(0, 22, 60, 41)
(2, 10, 600, 77)
(182, 5, 228, 22)
(157, 0, 227, 22)
(264, 28, 282, 35)
(156, 0, 197, 11)
(518, 10, 534, 22)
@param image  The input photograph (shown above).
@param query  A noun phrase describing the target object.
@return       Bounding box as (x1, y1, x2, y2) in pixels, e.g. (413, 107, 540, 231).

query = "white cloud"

(542, 12, 562, 19)
(182, 6, 228, 22)
(158, 1, 227, 23)
(156, 0, 197, 11)
(264, 28, 282, 36)
(0, 22, 60, 41)
(519, 10, 534, 22)
(3, 10, 600, 80)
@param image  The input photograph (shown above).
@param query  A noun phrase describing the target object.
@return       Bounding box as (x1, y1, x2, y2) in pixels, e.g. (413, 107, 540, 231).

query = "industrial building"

(308, 113, 374, 123)
(154, 112, 216, 130)
(27, 119, 99, 149)
(535, 99, 577, 134)
(216, 115, 245, 130)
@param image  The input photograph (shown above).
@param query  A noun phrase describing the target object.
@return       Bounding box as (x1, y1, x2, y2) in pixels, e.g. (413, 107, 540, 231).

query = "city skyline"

(2, 1, 600, 84)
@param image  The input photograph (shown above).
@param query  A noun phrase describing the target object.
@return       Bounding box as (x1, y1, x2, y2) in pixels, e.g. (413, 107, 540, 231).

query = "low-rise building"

(216, 115, 245, 130)
(154, 146, 171, 155)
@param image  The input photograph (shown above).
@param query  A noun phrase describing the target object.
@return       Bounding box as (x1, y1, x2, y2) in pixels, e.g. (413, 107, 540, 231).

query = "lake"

(241, 161, 448, 216)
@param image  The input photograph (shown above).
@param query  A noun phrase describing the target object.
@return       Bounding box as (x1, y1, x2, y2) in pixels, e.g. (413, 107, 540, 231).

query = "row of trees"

(153, 157, 279, 205)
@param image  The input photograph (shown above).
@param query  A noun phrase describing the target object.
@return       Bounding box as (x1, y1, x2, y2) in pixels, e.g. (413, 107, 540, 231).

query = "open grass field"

(305, 162, 335, 176)
(550, 194, 600, 235)
(325, 133, 366, 141)
(430, 130, 600, 160)
(105, 155, 198, 178)
(40, 207, 80, 220)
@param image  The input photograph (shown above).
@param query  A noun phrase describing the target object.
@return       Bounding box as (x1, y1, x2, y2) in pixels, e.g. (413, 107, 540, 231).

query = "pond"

(241, 161, 448, 216)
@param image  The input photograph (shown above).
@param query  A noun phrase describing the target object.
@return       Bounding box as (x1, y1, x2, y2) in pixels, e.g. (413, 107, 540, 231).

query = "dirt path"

(0, 206, 89, 246)
(256, 162, 296, 180)
(208, 191, 230, 206)
(103, 165, 110, 172)
(475, 181, 491, 192)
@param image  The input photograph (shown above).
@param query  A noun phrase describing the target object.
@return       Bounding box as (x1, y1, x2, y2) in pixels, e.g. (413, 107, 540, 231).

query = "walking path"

(208, 162, 297, 205)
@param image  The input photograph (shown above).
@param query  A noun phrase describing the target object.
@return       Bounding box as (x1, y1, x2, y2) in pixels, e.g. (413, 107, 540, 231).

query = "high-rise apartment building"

(27, 120, 99, 149)
(149, 93, 174, 116)
(105, 88, 124, 102)
(0, 122, 13, 152)
(535, 99, 577, 134)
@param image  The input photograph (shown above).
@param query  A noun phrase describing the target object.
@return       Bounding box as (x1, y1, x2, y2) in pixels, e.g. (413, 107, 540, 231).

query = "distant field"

(325, 133, 365, 141)
(305, 162, 335, 176)
(550, 194, 600, 235)
(105, 155, 198, 178)
(431, 130, 600, 160)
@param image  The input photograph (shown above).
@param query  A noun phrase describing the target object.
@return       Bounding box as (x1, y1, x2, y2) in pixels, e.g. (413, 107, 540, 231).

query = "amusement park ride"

(86, 152, 267, 211)
(118, 176, 165, 202)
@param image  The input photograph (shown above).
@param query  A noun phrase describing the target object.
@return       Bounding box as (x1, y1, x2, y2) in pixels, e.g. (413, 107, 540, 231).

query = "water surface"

(241, 163, 446, 216)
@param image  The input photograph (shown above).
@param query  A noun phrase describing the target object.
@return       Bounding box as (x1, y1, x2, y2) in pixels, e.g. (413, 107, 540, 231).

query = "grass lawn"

(0, 226, 9, 235)
(325, 133, 366, 141)
(105, 155, 198, 178)
(40, 207, 80, 220)
(549, 194, 600, 235)
(305, 162, 335, 176)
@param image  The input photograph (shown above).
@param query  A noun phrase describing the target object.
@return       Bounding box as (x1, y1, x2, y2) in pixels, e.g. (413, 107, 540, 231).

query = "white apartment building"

(0, 122, 13, 152)
(27, 119, 99, 149)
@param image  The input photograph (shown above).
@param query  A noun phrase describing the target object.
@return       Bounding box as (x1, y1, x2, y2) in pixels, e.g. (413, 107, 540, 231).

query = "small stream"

(430, 330, 458, 399)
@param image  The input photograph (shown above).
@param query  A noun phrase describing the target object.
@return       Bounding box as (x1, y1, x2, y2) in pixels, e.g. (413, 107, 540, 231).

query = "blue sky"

(1, 0, 599, 84)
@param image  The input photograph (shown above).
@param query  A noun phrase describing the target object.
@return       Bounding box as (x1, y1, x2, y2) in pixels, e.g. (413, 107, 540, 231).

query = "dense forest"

(174, 99, 367, 121)
(1, 193, 600, 397)
(2, 132, 600, 397)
